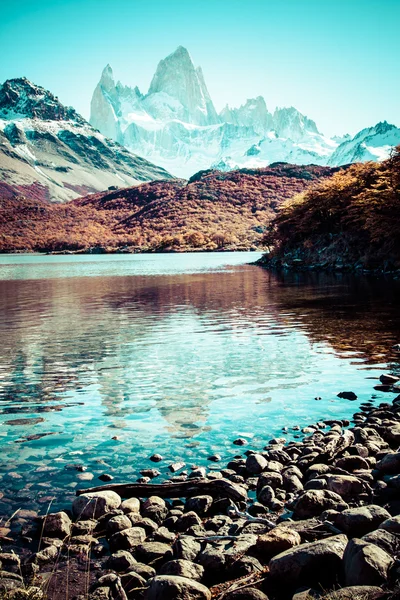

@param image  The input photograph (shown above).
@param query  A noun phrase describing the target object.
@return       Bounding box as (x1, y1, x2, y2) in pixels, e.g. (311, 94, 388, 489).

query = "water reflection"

(0, 255, 400, 512)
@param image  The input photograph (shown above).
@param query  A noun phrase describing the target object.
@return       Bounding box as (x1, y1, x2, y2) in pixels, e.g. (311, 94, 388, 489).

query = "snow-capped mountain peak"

(89, 47, 400, 178)
(0, 77, 171, 201)
(0, 77, 84, 123)
(147, 45, 219, 125)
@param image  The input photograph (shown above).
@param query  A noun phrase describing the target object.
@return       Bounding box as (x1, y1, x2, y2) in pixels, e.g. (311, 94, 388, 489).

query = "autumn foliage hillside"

(260, 148, 400, 271)
(0, 163, 338, 252)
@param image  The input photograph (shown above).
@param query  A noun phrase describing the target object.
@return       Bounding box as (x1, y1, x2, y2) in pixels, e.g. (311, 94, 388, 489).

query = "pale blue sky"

(0, 0, 399, 136)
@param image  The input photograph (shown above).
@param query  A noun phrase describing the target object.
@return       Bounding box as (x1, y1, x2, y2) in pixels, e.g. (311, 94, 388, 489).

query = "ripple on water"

(0, 252, 399, 512)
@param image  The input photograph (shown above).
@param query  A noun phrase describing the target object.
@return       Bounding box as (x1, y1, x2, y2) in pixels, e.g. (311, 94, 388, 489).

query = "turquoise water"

(0, 252, 399, 514)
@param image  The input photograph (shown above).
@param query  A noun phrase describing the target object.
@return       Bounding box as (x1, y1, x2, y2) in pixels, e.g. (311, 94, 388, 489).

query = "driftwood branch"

(76, 477, 248, 503)
(228, 502, 276, 528)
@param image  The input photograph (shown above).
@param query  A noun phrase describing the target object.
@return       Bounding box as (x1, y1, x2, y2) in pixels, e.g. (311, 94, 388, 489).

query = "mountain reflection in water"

(0, 253, 399, 512)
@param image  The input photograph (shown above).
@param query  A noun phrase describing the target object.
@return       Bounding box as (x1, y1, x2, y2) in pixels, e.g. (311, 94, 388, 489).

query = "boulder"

(42, 511, 72, 538)
(257, 485, 275, 507)
(197, 547, 226, 573)
(343, 538, 393, 586)
(185, 495, 213, 516)
(324, 474, 367, 498)
(136, 541, 173, 566)
(121, 497, 141, 514)
(256, 526, 301, 560)
(107, 550, 137, 572)
(334, 456, 370, 472)
(293, 490, 348, 519)
(173, 536, 201, 561)
(376, 452, 400, 474)
(334, 505, 391, 537)
(125, 562, 155, 580)
(160, 559, 204, 581)
(257, 471, 283, 491)
(120, 571, 147, 595)
(108, 527, 146, 552)
(246, 454, 268, 474)
(322, 586, 386, 600)
(223, 589, 268, 600)
(379, 514, 400, 533)
(73, 491, 121, 519)
(106, 514, 132, 536)
(362, 529, 399, 555)
(176, 511, 202, 532)
(269, 534, 348, 589)
(145, 575, 211, 600)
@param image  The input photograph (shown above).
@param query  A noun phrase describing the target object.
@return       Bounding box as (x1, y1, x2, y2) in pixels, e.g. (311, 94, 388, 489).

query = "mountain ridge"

(90, 46, 400, 178)
(0, 77, 172, 201)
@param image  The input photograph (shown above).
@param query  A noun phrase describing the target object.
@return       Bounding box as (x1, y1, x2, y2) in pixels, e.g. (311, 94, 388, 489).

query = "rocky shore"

(2, 376, 400, 600)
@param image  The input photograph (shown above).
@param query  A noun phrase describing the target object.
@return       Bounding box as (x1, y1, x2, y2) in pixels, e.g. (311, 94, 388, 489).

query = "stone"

(323, 586, 386, 600)
(337, 391, 357, 400)
(246, 454, 268, 474)
(128, 514, 159, 534)
(362, 529, 399, 555)
(173, 536, 201, 561)
(343, 538, 393, 586)
(145, 575, 211, 600)
(304, 479, 326, 490)
(233, 438, 248, 446)
(154, 526, 175, 543)
(379, 514, 400, 533)
(125, 562, 156, 580)
(335, 455, 370, 472)
(107, 550, 137, 572)
(334, 505, 391, 537)
(169, 462, 186, 473)
(257, 485, 275, 507)
(0, 553, 21, 572)
(98, 473, 114, 482)
(325, 474, 367, 498)
(120, 571, 147, 594)
(150, 454, 163, 462)
(185, 495, 213, 516)
(269, 534, 348, 588)
(89, 587, 112, 600)
(208, 454, 221, 462)
(160, 559, 204, 581)
(256, 526, 301, 559)
(72, 491, 121, 519)
(380, 374, 400, 384)
(282, 472, 303, 493)
(106, 514, 132, 536)
(293, 490, 348, 519)
(228, 556, 263, 578)
(197, 547, 226, 573)
(135, 541, 173, 565)
(257, 471, 283, 490)
(223, 590, 268, 600)
(140, 469, 160, 478)
(108, 527, 146, 552)
(42, 511, 72, 538)
(376, 452, 400, 474)
(121, 497, 141, 514)
(176, 511, 202, 532)
(33, 545, 60, 565)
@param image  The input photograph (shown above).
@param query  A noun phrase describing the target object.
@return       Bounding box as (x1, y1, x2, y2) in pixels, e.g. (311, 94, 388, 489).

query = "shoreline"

(2, 372, 400, 599)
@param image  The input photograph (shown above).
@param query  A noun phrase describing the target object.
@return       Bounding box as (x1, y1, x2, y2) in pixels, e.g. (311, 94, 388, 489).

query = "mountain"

(89, 47, 339, 178)
(328, 121, 400, 166)
(90, 47, 400, 178)
(0, 163, 340, 252)
(0, 78, 172, 202)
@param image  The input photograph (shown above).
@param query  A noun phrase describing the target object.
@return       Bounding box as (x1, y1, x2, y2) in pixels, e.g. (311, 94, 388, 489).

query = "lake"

(0, 252, 399, 514)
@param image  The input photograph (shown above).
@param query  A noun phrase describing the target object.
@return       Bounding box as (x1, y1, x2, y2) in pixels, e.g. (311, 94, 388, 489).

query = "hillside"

(258, 147, 400, 273)
(0, 163, 339, 252)
(0, 77, 171, 202)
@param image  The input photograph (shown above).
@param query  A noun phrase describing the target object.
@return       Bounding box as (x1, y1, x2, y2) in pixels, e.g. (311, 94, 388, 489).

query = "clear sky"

(0, 0, 399, 137)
